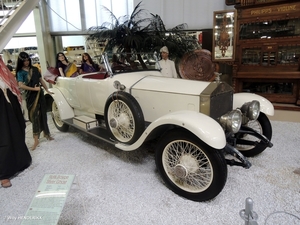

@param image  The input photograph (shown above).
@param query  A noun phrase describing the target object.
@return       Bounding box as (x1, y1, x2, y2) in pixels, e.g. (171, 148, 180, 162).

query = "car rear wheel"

(104, 92, 144, 144)
(155, 129, 228, 202)
(51, 100, 69, 132)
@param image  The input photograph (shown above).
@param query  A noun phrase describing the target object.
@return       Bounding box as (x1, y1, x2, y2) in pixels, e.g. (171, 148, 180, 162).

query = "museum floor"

(0, 112, 299, 225)
(270, 105, 300, 123)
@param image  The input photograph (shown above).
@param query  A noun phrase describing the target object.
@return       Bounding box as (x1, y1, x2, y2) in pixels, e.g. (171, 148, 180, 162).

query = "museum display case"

(212, 10, 236, 61)
(228, 0, 300, 109)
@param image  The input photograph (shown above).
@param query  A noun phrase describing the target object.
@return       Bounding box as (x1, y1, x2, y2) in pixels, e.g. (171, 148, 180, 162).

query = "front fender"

(233, 93, 274, 116)
(45, 87, 74, 120)
(115, 110, 226, 151)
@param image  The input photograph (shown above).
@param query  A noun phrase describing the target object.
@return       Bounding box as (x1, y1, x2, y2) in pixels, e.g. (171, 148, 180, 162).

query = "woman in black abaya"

(0, 56, 32, 188)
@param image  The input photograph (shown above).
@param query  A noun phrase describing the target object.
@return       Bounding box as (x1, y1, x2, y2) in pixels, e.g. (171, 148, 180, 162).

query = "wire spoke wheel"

(105, 92, 144, 144)
(235, 112, 272, 157)
(162, 140, 213, 192)
(236, 120, 262, 151)
(155, 129, 227, 202)
(107, 100, 135, 142)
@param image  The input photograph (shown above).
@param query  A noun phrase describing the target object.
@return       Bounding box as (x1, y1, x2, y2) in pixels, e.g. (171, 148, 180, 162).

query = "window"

(239, 18, 300, 40)
(46, 0, 133, 32)
(241, 48, 261, 65)
(278, 45, 300, 65)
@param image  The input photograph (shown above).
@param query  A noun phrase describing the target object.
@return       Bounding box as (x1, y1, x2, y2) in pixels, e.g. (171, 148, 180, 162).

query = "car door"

(75, 76, 110, 115)
(57, 77, 81, 108)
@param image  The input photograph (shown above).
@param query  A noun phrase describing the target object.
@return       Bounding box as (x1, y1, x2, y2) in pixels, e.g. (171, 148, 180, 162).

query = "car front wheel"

(155, 129, 228, 202)
(235, 112, 272, 157)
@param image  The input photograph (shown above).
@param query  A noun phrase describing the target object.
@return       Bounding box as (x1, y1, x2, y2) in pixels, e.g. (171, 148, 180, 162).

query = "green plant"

(88, 1, 200, 67)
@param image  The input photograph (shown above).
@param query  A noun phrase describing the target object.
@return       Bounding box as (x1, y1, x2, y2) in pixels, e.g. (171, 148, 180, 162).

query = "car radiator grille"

(210, 90, 233, 119)
(200, 82, 234, 120)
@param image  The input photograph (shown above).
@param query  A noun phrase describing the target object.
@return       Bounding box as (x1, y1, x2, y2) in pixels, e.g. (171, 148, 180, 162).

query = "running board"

(62, 117, 116, 146)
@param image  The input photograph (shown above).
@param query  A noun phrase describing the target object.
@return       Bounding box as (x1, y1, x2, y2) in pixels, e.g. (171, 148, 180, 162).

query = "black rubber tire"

(155, 128, 228, 202)
(235, 112, 272, 157)
(104, 92, 144, 144)
(51, 100, 69, 132)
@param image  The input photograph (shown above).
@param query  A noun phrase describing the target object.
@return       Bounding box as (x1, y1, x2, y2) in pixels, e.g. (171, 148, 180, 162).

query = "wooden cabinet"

(228, 0, 300, 109)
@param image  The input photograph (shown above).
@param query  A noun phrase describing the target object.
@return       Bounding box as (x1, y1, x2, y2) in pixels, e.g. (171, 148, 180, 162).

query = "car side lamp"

(240, 100, 260, 120)
(113, 80, 126, 91)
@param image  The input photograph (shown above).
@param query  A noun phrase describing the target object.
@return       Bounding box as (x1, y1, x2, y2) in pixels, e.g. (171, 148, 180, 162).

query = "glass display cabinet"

(212, 10, 236, 61)
(228, 0, 300, 109)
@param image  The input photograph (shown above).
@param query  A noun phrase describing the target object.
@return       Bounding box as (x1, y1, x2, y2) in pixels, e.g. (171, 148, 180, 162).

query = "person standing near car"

(156, 46, 178, 78)
(16, 52, 54, 150)
(0, 56, 32, 188)
(6, 59, 14, 72)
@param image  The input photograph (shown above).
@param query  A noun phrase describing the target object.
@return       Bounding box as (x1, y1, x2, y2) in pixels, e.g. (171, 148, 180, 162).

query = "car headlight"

(219, 110, 242, 133)
(240, 100, 260, 120)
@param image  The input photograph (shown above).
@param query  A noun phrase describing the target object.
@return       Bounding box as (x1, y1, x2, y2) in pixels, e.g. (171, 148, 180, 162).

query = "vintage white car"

(44, 54, 274, 202)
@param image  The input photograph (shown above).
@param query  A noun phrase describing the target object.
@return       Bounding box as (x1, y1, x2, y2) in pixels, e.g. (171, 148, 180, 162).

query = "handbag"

(44, 67, 59, 84)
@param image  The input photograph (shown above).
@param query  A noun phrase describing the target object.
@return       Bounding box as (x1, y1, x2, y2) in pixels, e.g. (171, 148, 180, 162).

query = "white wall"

(134, 0, 234, 30)
(4, 0, 234, 49)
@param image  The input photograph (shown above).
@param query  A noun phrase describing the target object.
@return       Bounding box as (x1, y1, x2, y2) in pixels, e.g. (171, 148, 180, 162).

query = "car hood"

(130, 75, 211, 95)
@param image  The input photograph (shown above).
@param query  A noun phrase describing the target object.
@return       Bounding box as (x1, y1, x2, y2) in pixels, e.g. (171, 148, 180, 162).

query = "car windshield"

(98, 52, 160, 75)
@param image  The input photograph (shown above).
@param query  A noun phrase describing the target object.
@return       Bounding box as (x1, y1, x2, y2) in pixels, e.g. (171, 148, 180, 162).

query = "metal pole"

(239, 197, 259, 225)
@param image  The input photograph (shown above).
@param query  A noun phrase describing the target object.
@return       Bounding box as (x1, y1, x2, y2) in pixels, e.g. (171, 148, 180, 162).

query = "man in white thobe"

(156, 46, 178, 78)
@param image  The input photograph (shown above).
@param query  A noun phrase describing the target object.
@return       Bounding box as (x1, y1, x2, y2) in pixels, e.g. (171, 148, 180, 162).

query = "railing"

(0, 0, 23, 26)
(0, 0, 40, 51)
(0, 0, 20, 11)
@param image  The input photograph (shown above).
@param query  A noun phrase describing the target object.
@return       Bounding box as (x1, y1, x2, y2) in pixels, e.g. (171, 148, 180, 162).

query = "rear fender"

(45, 88, 74, 120)
(233, 93, 274, 116)
(115, 110, 226, 151)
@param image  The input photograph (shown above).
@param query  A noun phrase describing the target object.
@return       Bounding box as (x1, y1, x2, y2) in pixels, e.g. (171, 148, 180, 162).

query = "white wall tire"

(155, 129, 227, 202)
(104, 92, 144, 144)
(51, 100, 69, 132)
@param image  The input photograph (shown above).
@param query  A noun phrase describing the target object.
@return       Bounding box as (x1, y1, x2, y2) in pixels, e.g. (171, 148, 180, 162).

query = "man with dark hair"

(6, 59, 13, 72)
